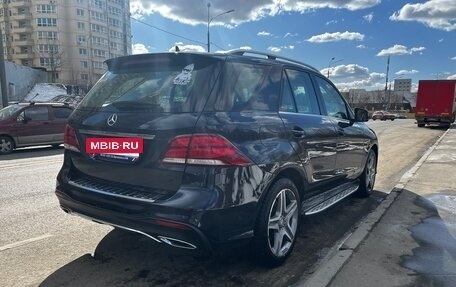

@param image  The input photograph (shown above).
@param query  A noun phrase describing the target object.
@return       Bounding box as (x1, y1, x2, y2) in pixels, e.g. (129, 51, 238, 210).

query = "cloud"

(307, 31, 364, 43)
(356, 44, 367, 49)
(451, 56, 456, 60)
(321, 64, 370, 79)
(395, 69, 419, 75)
(130, 0, 381, 26)
(283, 32, 298, 38)
(390, 0, 456, 32)
(266, 45, 295, 53)
(268, 46, 282, 53)
(439, 38, 444, 42)
(132, 43, 150, 54)
(448, 74, 456, 80)
(410, 47, 426, 53)
(376, 44, 426, 56)
(326, 20, 338, 25)
(239, 46, 252, 50)
(257, 31, 272, 36)
(169, 42, 206, 52)
(320, 63, 387, 91)
(363, 12, 374, 22)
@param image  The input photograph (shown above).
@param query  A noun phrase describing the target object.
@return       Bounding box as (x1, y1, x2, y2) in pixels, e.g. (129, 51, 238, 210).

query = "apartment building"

(393, 78, 412, 92)
(0, 0, 131, 87)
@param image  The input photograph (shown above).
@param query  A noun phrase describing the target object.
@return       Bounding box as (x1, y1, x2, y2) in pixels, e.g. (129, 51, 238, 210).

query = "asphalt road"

(0, 120, 445, 287)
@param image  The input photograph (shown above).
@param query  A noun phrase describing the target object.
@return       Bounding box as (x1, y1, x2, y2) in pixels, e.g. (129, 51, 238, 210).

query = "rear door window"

(283, 69, 320, 115)
(214, 62, 279, 112)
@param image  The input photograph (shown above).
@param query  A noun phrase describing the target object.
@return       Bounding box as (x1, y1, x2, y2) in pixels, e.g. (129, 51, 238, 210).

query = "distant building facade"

(0, 0, 131, 88)
(393, 78, 412, 92)
(344, 88, 416, 111)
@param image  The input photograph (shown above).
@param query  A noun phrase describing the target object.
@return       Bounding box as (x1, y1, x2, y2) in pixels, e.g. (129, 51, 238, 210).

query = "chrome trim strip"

(79, 129, 156, 140)
(305, 186, 358, 215)
(70, 212, 162, 243)
(68, 179, 156, 203)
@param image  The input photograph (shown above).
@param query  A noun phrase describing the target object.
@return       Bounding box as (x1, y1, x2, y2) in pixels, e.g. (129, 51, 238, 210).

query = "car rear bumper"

(415, 116, 454, 124)
(55, 171, 259, 252)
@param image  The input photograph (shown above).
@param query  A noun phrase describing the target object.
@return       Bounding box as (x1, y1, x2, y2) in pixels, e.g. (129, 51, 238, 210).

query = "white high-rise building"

(1, 0, 132, 87)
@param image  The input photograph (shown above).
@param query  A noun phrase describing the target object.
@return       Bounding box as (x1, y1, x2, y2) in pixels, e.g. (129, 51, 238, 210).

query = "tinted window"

(24, 106, 49, 121)
(284, 70, 320, 115)
(280, 77, 297, 113)
(315, 77, 348, 119)
(214, 62, 279, 112)
(52, 107, 73, 119)
(78, 55, 221, 113)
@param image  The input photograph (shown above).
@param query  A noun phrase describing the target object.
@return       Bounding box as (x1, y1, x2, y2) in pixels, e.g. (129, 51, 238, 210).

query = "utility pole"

(384, 55, 390, 110)
(207, 3, 210, 52)
(0, 28, 8, 108)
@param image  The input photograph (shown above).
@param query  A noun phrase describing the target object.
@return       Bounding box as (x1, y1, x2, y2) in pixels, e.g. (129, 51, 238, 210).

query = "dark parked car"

(0, 102, 73, 154)
(55, 51, 378, 265)
(372, 110, 395, 121)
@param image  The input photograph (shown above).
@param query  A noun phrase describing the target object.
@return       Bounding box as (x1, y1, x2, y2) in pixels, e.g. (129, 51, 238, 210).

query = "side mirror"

(354, 108, 369, 122)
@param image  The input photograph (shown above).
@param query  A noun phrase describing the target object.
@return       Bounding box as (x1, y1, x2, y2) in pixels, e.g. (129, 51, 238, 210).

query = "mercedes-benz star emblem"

(107, 113, 118, 126)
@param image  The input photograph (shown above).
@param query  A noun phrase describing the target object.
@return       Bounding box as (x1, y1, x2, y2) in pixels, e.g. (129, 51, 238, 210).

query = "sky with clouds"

(129, 0, 456, 91)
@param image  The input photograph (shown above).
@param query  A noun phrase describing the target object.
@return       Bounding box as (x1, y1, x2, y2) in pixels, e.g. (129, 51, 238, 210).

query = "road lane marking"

(0, 234, 53, 252)
(0, 160, 62, 169)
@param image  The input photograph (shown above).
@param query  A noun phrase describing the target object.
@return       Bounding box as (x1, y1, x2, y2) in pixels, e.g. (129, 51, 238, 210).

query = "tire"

(417, 123, 425, 128)
(355, 149, 377, 197)
(254, 178, 300, 266)
(391, 118, 395, 121)
(0, 136, 15, 155)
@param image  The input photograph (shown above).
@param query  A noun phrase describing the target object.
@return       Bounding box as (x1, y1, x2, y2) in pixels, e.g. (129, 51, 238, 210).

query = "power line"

(131, 17, 206, 47)
(131, 17, 228, 52)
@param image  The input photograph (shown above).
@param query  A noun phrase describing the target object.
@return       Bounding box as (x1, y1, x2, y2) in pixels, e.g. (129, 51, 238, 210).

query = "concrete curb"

(298, 127, 452, 287)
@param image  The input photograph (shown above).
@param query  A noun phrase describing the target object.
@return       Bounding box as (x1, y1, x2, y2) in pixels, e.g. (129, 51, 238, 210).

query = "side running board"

(302, 181, 359, 215)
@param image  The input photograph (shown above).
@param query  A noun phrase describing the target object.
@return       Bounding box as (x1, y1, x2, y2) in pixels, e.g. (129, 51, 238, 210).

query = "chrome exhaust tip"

(158, 236, 197, 250)
(66, 211, 198, 250)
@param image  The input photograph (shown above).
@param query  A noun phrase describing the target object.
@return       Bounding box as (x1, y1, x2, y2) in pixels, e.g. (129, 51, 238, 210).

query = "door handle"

(291, 126, 306, 138)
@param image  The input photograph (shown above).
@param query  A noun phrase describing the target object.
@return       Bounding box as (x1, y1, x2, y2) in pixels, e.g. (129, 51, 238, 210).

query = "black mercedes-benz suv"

(55, 50, 377, 265)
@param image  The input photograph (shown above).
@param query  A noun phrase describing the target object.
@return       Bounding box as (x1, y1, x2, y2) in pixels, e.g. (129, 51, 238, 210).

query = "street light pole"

(206, 3, 234, 53)
(0, 28, 8, 108)
(207, 3, 211, 53)
(327, 57, 342, 79)
(327, 57, 334, 78)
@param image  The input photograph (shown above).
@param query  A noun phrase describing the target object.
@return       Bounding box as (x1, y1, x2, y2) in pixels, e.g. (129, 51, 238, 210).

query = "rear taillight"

(64, 125, 80, 152)
(162, 134, 252, 166)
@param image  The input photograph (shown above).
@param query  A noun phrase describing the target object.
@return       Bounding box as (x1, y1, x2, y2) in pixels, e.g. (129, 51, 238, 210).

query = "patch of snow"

(23, 83, 67, 102)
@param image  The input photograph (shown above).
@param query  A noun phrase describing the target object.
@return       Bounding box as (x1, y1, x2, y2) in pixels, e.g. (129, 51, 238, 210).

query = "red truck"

(415, 80, 456, 128)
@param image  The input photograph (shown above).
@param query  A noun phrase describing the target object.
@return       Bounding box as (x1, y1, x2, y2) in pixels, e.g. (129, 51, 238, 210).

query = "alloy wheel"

(365, 152, 377, 191)
(267, 188, 299, 257)
(0, 138, 13, 154)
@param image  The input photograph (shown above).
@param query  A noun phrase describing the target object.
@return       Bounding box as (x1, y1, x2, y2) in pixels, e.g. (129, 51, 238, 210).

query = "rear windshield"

(78, 55, 222, 113)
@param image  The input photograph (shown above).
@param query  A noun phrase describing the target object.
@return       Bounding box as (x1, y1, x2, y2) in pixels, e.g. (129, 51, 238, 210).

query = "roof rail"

(226, 49, 321, 74)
